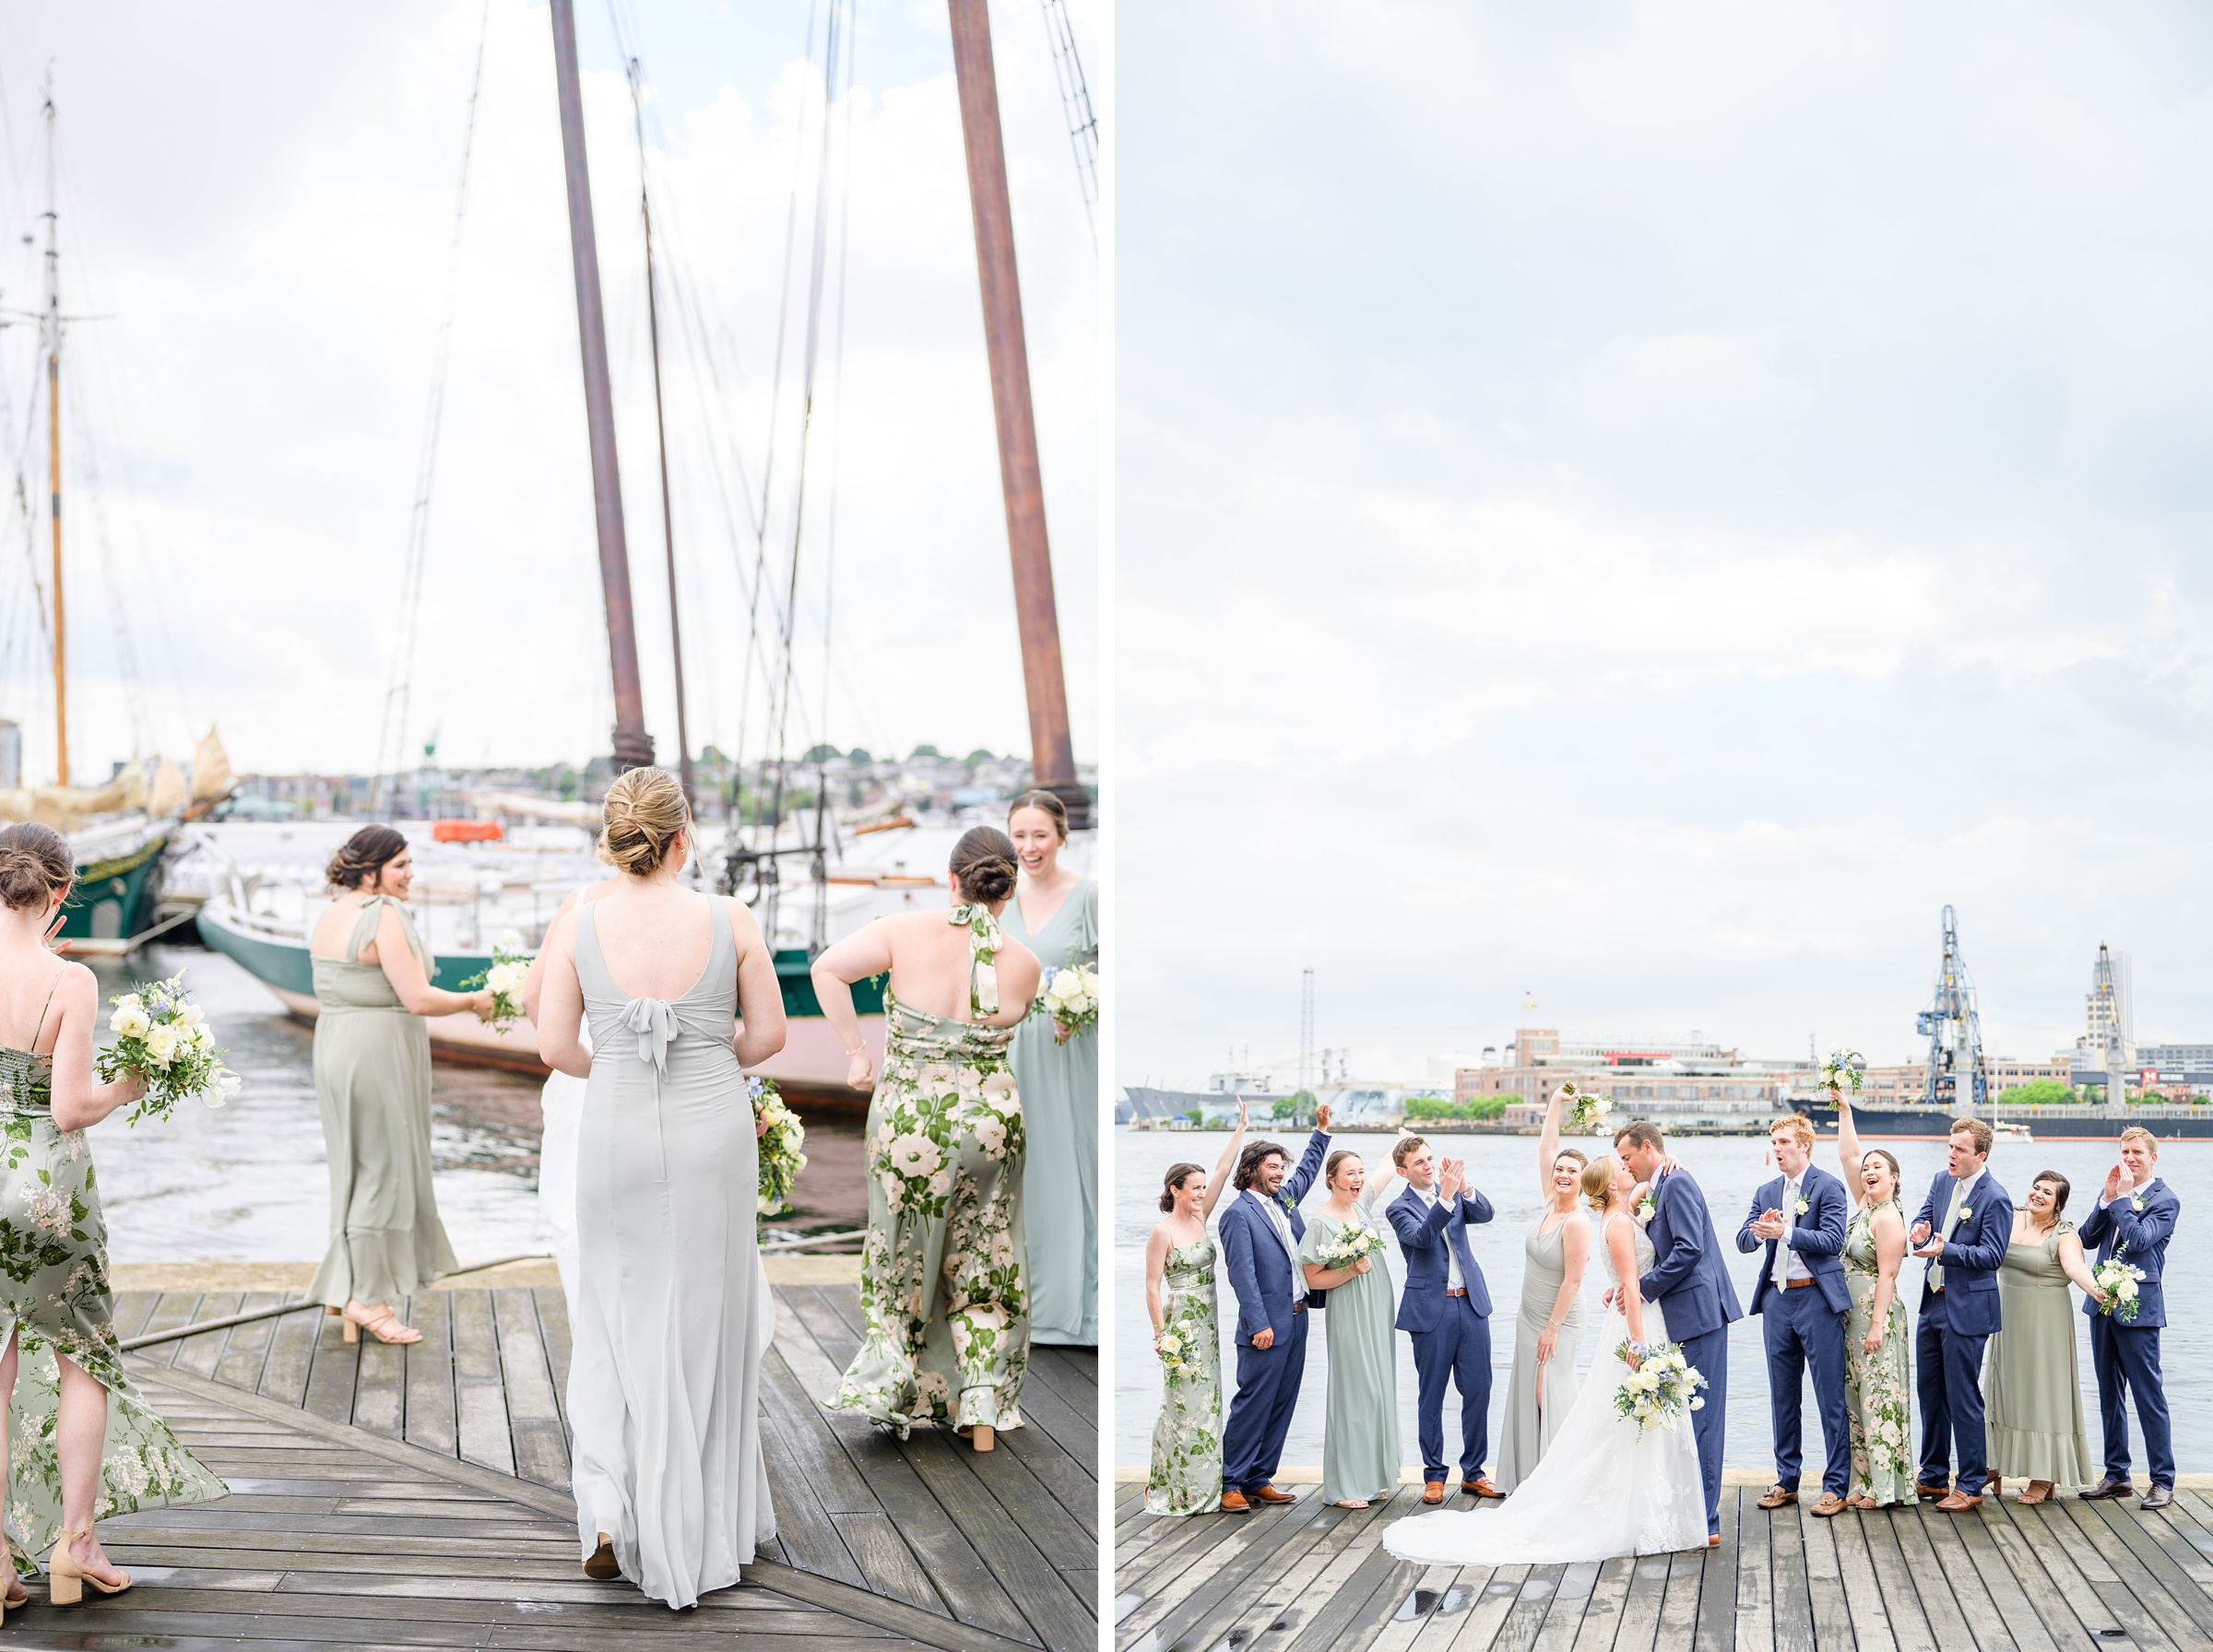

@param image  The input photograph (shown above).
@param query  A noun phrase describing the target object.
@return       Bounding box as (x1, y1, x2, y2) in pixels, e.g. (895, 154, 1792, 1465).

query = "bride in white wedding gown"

(1383, 1155, 1708, 1564)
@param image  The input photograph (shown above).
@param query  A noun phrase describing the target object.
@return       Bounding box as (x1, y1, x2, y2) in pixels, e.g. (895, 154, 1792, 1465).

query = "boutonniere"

(1959, 1206, 1972, 1221)
(2131, 1194, 2147, 1213)
(1794, 1197, 1810, 1216)
(1636, 1196, 1656, 1225)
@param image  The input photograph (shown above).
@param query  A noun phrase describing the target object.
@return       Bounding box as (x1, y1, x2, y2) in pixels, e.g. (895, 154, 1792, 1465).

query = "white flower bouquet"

(1612, 1339, 1707, 1432)
(1316, 1222, 1387, 1275)
(1155, 1304, 1207, 1380)
(95, 973, 240, 1126)
(1035, 962, 1098, 1044)
(752, 1076, 808, 1217)
(457, 930, 531, 1033)
(1560, 1080, 1614, 1134)
(2092, 1250, 2146, 1321)
(1819, 1046, 1866, 1094)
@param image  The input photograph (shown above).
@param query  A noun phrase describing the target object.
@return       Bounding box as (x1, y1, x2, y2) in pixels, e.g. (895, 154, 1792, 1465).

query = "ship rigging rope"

(1039, 0, 1100, 245)
(370, 0, 492, 815)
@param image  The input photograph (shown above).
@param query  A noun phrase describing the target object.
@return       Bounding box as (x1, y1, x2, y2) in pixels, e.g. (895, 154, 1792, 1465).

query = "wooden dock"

(0, 1271, 1095, 1650)
(1115, 1472, 2213, 1651)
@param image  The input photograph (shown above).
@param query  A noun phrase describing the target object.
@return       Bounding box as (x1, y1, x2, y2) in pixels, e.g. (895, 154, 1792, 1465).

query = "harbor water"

(82, 943, 862, 1265)
(1117, 1125, 2213, 1477)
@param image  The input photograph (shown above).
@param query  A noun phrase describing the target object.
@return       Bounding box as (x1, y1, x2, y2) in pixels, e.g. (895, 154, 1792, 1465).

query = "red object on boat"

(431, 820, 503, 843)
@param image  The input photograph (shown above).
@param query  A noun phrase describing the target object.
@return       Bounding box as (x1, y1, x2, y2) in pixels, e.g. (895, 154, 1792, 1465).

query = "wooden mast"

(549, 0, 654, 773)
(945, 0, 1089, 827)
(41, 83, 65, 786)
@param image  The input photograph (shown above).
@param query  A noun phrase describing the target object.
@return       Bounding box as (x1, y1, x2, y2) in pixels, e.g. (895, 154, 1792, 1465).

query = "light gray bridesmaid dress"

(1491, 1211, 1585, 1493)
(1000, 876, 1096, 1345)
(567, 897, 775, 1609)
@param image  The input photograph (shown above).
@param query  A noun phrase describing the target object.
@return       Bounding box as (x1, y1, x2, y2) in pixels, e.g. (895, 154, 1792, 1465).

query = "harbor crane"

(1914, 904, 1987, 1113)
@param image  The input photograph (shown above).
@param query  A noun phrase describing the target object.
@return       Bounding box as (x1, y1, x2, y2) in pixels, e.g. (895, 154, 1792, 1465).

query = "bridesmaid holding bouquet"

(1143, 1102, 1247, 1515)
(1000, 791, 1097, 1346)
(1296, 1148, 1404, 1508)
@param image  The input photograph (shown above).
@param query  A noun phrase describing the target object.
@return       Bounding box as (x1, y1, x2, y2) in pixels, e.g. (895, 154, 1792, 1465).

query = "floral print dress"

(1841, 1197, 1913, 1505)
(1146, 1235, 1222, 1515)
(834, 905, 1027, 1436)
(0, 1041, 226, 1564)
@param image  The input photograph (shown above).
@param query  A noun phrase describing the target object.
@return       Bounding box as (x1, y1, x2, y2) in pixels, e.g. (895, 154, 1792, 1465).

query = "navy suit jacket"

(1387, 1180, 1494, 1332)
(1911, 1168, 2012, 1338)
(1637, 1166, 1744, 1340)
(1737, 1162, 1852, 1318)
(2077, 1178, 2180, 1330)
(1215, 1128, 1331, 1346)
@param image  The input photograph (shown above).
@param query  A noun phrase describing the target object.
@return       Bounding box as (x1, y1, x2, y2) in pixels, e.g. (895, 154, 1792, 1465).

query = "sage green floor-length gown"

(1986, 1222, 2095, 1488)
(0, 1028, 227, 1563)
(1000, 877, 1096, 1346)
(1296, 1182, 1401, 1505)
(1841, 1199, 1914, 1505)
(834, 905, 1029, 1434)
(307, 897, 457, 1309)
(1493, 1211, 1585, 1493)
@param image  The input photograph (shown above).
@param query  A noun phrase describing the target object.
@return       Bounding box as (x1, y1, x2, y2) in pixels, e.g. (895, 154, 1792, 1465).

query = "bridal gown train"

(566, 898, 775, 1609)
(1382, 1213, 1708, 1564)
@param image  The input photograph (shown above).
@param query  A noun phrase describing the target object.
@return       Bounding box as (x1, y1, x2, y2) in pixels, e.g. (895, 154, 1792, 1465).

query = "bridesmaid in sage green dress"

(1834, 1095, 1912, 1507)
(305, 828, 491, 1345)
(1143, 1103, 1247, 1515)
(1493, 1085, 1591, 1493)
(1001, 792, 1097, 1346)
(1296, 1149, 1403, 1508)
(1985, 1173, 2102, 1502)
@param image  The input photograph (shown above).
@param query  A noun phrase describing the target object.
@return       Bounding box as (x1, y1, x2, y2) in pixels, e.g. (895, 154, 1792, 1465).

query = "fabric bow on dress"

(622, 996, 680, 1182)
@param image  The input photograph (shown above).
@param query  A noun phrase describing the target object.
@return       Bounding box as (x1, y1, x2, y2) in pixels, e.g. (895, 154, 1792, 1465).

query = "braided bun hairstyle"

(602, 766, 691, 879)
(1006, 789, 1069, 841)
(1580, 1153, 1623, 1214)
(0, 822, 71, 912)
(325, 824, 408, 891)
(948, 826, 1018, 905)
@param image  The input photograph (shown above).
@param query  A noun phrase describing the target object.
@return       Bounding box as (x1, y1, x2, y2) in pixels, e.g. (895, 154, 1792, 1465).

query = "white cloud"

(1552, 329, 1812, 438)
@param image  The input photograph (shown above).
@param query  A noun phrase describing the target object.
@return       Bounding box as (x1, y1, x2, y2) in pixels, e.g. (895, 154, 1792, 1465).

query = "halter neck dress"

(306, 896, 456, 1308)
(834, 904, 1029, 1434)
(566, 895, 774, 1609)
(1000, 875, 1096, 1345)
(0, 982, 225, 1559)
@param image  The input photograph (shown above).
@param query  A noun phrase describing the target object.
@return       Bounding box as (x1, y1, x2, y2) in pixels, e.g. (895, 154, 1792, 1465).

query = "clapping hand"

(1750, 1208, 1787, 1242)
(1910, 1220, 1932, 1248)
(2103, 1163, 2127, 1204)
(1439, 1159, 1465, 1202)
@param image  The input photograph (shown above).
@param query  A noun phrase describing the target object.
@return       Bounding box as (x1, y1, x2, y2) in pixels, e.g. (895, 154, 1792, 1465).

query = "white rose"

(143, 1025, 179, 1068)
(495, 929, 526, 952)
(110, 1007, 149, 1040)
(114, 993, 142, 1012)
(177, 1001, 206, 1026)
(2118, 1278, 2138, 1300)
(486, 962, 529, 996)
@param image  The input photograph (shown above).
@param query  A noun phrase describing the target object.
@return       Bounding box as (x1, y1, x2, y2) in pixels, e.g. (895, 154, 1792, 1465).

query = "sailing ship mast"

(41, 81, 66, 786)
(945, 0, 1088, 828)
(548, 0, 654, 775)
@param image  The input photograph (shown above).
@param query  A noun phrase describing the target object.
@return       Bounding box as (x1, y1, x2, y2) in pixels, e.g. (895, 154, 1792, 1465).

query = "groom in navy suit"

(1215, 1103, 1333, 1512)
(2077, 1126, 2181, 1510)
(1736, 1113, 1852, 1518)
(1615, 1120, 1742, 1545)
(1909, 1115, 2013, 1512)
(1387, 1135, 1497, 1504)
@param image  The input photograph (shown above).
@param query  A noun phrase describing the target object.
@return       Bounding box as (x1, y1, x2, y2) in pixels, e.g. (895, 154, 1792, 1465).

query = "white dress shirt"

(1248, 1188, 1305, 1304)
(1930, 1165, 1985, 1290)
(1420, 1186, 1464, 1291)
(1772, 1173, 1813, 1286)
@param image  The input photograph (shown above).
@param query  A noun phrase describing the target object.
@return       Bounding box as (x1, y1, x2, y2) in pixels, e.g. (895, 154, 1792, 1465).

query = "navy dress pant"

(1762, 1284, 1852, 1497)
(1410, 1293, 1490, 1483)
(1914, 1291, 1990, 1495)
(1221, 1307, 1308, 1493)
(2089, 1314, 2174, 1489)
(1676, 1324, 1730, 1535)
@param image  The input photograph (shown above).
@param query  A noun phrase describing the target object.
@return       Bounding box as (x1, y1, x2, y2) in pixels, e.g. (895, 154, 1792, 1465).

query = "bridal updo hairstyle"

(1006, 789, 1068, 840)
(602, 766, 691, 878)
(948, 827, 1018, 904)
(1324, 1149, 1362, 1187)
(325, 824, 408, 891)
(1160, 1162, 1203, 1212)
(0, 822, 72, 911)
(1580, 1152, 1623, 1214)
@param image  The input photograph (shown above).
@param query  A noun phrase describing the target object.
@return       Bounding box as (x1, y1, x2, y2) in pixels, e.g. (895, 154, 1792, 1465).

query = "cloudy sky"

(0, 0, 1096, 781)
(1118, 1, 2213, 1085)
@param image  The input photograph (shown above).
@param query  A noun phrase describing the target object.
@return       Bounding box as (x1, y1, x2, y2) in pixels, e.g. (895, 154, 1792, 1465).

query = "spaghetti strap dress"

(567, 898, 774, 1610)
(1000, 877, 1096, 1345)
(834, 903, 1029, 1434)
(0, 984, 226, 1562)
(1493, 1211, 1585, 1493)
(306, 897, 457, 1308)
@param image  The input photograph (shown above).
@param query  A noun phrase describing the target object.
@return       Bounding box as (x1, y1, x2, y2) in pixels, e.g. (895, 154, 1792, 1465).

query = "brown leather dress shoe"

(1462, 1477, 1502, 1499)
(1422, 1481, 1445, 1504)
(1914, 1481, 1950, 1501)
(1707, 1534, 1722, 1548)
(1757, 1484, 1798, 1509)
(1217, 1489, 1251, 1513)
(1250, 1484, 1296, 1504)
(1935, 1491, 1983, 1513)
(1809, 1493, 1848, 1518)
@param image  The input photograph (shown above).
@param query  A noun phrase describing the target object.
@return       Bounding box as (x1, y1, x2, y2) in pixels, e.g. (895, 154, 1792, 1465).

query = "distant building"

(1454, 1026, 1797, 1121)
